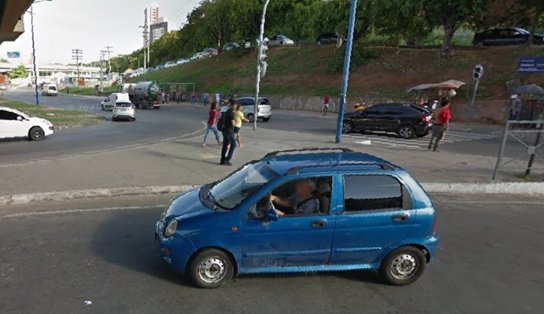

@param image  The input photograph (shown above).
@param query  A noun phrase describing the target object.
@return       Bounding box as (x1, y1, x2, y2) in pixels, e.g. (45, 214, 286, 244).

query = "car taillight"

(422, 115, 431, 122)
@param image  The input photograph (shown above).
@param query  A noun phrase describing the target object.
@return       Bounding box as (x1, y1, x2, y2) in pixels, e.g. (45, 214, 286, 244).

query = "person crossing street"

(428, 99, 452, 152)
(219, 99, 238, 166)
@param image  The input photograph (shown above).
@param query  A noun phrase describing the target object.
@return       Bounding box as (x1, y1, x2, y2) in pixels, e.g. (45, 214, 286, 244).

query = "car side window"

(0, 110, 18, 120)
(343, 175, 411, 212)
(364, 105, 385, 115)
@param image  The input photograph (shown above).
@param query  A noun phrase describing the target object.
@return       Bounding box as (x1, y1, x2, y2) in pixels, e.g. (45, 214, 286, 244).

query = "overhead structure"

(407, 80, 466, 92)
(0, 0, 35, 44)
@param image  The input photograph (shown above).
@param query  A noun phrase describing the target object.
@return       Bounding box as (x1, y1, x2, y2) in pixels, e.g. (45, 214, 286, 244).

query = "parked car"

(176, 58, 190, 65)
(342, 103, 432, 139)
(268, 34, 295, 47)
(165, 61, 177, 68)
(0, 106, 54, 141)
(102, 92, 131, 111)
(202, 48, 219, 56)
(223, 42, 241, 51)
(316, 33, 344, 45)
(0, 84, 7, 91)
(41, 83, 58, 96)
(190, 52, 205, 60)
(242, 38, 253, 49)
(220, 96, 272, 122)
(155, 148, 439, 288)
(112, 101, 135, 122)
(155, 65, 165, 70)
(472, 27, 544, 46)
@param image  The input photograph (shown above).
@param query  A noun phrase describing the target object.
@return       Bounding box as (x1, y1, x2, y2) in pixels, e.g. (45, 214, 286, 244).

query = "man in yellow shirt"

(233, 103, 249, 147)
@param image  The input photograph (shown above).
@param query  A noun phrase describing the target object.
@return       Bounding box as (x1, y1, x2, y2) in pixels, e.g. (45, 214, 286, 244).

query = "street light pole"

(335, 0, 358, 143)
(30, 6, 39, 106)
(254, 0, 271, 131)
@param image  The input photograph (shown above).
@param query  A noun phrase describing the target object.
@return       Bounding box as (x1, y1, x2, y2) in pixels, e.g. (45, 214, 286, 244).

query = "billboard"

(7, 51, 20, 58)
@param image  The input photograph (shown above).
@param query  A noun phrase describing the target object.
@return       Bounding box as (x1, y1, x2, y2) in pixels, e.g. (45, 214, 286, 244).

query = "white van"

(101, 92, 131, 111)
(42, 83, 58, 96)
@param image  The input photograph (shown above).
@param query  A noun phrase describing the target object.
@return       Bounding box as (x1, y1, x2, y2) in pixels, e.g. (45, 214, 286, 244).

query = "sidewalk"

(0, 124, 541, 198)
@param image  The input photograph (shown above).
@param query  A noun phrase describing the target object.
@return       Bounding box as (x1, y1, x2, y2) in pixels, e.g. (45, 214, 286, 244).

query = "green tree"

(8, 64, 27, 79)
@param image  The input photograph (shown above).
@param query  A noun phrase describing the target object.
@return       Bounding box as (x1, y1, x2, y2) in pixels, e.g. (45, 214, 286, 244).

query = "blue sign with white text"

(7, 51, 20, 58)
(518, 56, 544, 73)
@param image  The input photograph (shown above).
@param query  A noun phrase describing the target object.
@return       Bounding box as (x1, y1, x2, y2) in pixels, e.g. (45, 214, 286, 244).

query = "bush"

(331, 42, 379, 72)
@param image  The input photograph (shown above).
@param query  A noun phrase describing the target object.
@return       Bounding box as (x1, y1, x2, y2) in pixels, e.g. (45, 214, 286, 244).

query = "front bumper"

(155, 219, 196, 273)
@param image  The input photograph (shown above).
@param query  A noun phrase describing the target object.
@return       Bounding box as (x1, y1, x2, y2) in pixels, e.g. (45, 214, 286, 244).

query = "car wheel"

(475, 41, 485, 47)
(380, 246, 426, 286)
(29, 127, 45, 141)
(247, 113, 255, 123)
(188, 249, 234, 289)
(112, 117, 117, 122)
(131, 117, 136, 122)
(317, 40, 322, 45)
(397, 125, 415, 139)
(342, 121, 353, 133)
(262, 117, 270, 122)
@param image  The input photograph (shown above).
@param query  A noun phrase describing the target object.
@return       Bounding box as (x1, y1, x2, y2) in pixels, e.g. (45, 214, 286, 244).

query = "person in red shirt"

(202, 102, 221, 147)
(322, 95, 330, 116)
(428, 99, 452, 152)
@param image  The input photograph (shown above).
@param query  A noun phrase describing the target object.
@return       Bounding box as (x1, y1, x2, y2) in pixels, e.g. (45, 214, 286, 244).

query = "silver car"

(221, 97, 272, 122)
(268, 34, 295, 47)
(112, 102, 135, 121)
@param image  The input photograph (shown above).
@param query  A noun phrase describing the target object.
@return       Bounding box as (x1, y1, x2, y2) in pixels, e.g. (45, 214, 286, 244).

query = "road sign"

(517, 56, 544, 73)
(7, 51, 20, 58)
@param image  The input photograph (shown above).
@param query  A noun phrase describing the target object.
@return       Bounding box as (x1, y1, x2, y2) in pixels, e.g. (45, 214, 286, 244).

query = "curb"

(1, 182, 542, 207)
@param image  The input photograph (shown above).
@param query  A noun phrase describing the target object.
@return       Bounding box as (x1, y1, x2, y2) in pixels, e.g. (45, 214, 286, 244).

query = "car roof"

(261, 149, 398, 176)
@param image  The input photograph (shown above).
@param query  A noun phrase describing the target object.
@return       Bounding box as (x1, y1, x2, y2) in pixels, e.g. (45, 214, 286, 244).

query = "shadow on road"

(90, 209, 191, 286)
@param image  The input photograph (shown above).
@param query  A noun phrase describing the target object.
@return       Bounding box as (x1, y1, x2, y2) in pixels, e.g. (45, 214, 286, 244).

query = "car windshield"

(209, 161, 280, 209)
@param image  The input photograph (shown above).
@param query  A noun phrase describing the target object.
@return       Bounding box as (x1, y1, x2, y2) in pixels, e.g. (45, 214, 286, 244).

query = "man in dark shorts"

(220, 100, 237, 166)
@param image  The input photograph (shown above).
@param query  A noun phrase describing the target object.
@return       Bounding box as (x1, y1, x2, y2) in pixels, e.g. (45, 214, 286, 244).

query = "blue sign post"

(518, 56, 544, 73)
(335, 0, 358, 143)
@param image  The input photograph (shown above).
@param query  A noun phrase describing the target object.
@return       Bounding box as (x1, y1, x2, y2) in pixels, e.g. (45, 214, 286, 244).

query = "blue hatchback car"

(155, 148, 438, 288)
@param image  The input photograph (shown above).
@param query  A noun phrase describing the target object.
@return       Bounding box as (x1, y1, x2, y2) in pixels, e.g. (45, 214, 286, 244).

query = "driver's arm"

(270, 194, 292, 208)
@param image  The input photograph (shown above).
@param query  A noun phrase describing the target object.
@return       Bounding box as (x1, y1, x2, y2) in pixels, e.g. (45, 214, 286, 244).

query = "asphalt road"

(0, 89, 534, 164)
(1, 194, 543, 313)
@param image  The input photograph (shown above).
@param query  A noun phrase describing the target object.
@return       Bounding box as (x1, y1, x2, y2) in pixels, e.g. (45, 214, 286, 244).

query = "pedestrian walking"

(191, 93, 196, 105)
(202, 102, 222, 147)
(220, 99, 237, 166)
(215, 92, 221, 105)
(322, 95, 330, 116)
(428, 99, 452, 152)
(509, 94, 522, 121)
(201, 93, 206, 106)
(233, 103, 249, 147)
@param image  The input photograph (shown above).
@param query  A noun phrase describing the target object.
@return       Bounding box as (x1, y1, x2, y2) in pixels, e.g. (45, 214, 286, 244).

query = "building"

(150, 22, 168, 43)
(0, 0, 35, 44)
(149, 5, 162, 25)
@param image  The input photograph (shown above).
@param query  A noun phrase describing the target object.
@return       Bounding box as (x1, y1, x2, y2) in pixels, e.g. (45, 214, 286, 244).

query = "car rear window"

(116, 102, 132, 107)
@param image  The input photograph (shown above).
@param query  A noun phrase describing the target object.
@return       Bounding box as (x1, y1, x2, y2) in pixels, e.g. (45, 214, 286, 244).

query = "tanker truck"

(124, 81, 161, 109)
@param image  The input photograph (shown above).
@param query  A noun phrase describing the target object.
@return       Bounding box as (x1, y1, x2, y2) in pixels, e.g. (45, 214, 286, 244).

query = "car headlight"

(164, 219, 178, 237)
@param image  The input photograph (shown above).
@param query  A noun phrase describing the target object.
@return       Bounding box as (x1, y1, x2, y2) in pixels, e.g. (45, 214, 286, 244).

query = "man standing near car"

(220, 99, 237, 166)
(428, 99, 452, 152)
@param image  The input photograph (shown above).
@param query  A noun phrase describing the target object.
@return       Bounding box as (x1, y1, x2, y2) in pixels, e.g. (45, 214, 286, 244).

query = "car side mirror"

(263, 206, 278, 222)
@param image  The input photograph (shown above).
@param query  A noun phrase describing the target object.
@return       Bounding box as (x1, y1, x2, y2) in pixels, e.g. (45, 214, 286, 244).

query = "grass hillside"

(132, 45, 544, 102)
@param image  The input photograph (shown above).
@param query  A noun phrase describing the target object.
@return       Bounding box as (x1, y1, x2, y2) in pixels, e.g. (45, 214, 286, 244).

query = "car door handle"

(311, 220, 327, 228)
(392, 212, 410, 222)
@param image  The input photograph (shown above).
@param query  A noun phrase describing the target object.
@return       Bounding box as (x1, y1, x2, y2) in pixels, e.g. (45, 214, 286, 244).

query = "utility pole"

(71, 48, 83, 86)
(104, 46, 113, 74)
(30, 6, 39, 105)
(147, 6, 150, 65)
(335, 0, 358, 143)
(141, 8, 149, 70)
(99, 50, 107, 93)
(254, 0, 271, 131)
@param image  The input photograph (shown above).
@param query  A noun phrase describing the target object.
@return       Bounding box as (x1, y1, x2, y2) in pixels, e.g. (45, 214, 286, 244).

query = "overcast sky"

(0, 0, 200, 65)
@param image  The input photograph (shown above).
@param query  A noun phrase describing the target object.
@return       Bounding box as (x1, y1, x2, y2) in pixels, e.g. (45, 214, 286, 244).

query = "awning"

(408, 80, 466, 92)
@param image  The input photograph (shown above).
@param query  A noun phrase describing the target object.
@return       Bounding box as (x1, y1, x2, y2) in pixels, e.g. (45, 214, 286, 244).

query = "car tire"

(262, 117, 270, 122)
(475, 41, 485, 47)
(317, 40, 322, 45)
(342, 121, 353, 133)
(380, 246, 426, 286)
(131, 117, 136, 122)
(397, 125, 415, 139)
(247, 113, 255, 123)
(28, 126, 45, 141)
(188, 249, 234, 289)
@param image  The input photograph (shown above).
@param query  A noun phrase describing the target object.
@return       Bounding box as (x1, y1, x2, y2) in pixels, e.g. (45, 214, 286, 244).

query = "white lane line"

(0, 204, 168, 219)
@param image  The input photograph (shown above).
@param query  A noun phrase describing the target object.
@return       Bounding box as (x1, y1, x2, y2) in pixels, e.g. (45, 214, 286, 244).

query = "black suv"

(316, 33, 344, 45)
(342, 103, 432, 139)
(473, 27, 544, 46)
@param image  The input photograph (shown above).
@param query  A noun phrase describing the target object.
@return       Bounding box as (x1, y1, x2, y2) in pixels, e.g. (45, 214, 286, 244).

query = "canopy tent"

(511, 84, 544, 96)
(407, 80, 466, 92)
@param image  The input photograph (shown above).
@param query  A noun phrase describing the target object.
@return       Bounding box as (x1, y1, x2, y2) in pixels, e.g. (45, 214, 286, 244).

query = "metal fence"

(492, 119, 544, 180)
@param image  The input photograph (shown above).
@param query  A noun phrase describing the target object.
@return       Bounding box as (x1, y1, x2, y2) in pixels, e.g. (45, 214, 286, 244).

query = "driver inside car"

(271, 179, 320, 216)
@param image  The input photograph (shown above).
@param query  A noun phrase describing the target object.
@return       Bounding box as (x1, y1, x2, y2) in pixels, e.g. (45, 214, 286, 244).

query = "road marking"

(346, 130, 497, 150)
(0, 205, 167, 219)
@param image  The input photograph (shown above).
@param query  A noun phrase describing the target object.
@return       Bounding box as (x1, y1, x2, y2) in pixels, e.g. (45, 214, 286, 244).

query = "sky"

(0, 0, 201, 65)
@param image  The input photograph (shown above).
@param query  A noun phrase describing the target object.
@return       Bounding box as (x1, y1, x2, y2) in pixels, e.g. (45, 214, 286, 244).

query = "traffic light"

(259, 37, 269, 78)
(473, 64, 484, 81)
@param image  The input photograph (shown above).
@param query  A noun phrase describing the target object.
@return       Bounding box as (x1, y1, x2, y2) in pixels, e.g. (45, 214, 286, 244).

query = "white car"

(268, 34, 295, 47)
(164, 61, 177, 68)
(102, 92, 131, 111)
(220, 97, 272, 122)
(42, 83, 58, 96)
(0, 106, 54, 141)
(112, 102, 135, 121)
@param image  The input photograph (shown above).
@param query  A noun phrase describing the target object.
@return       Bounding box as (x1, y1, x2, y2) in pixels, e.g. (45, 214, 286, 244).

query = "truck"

(123, 81, 161, 109)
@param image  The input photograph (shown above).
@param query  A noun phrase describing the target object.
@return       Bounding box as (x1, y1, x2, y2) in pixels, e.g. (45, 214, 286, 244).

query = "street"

(1, 194, 543, 313)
